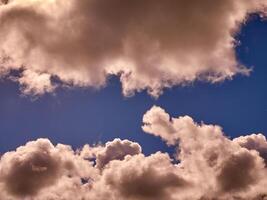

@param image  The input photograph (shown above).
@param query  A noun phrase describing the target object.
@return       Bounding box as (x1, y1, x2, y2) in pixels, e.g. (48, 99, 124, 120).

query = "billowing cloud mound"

(0, 0, 267, 96)
(234, 134, 267, 164)
(101, 153, 189, 200)
(0, 107, 267, 199)
(95, 138, 141, 169)
(142, 106, 267, 199)
(0, 138, 99, 199)
(0, 139, 62, 197)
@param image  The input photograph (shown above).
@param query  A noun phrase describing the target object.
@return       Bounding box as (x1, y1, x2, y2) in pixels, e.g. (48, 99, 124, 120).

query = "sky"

(0, 1, 267, 200)
(0, 14, 267, 155)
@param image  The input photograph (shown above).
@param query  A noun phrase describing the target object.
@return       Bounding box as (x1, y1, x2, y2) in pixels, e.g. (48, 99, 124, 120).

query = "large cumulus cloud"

(0, 138, 99, 199)
(99, 153, 189, 200)
(0, 139, 62, 197)
(0, 0, 267, 96)
(0, 106, 267, 199)
(142, 106, 267, 199)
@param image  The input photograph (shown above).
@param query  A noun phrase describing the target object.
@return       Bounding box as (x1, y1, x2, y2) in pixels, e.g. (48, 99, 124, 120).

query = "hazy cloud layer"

(0, 0, 267, 96)
(0, 106, 267, 199)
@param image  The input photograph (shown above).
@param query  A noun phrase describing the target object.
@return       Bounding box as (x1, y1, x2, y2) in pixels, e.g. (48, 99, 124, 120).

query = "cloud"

(17, 69, 56, 95)
(217, 149, 262, 193)
(0, 107, 267, 199)
(0, 139, 62, 197)
(0, 138, 97, 199)
(234, 134, 267, 165)
(99, 153, 189, 200)
(0, 0, 266, 96)
(95, 138, 142, 169)
(142, 106, 267, 199)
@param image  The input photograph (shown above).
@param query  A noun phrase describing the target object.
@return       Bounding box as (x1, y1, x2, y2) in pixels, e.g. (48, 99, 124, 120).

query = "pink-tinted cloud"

(0, 0, 267, 96)
(0, 107, 266, 199)
(234, 134, 267, 165)
(95, 138, 141, 169)
(142, 106, 267, 199)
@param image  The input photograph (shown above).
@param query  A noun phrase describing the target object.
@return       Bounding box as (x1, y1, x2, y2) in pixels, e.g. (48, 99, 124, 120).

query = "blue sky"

(0, 14, 266, 156)
(2, 1, 267, 199)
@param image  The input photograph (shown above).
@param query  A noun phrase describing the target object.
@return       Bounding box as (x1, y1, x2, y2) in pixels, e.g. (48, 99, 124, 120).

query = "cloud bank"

(0, 0, 267, 96)
(0, 106, 267, 200)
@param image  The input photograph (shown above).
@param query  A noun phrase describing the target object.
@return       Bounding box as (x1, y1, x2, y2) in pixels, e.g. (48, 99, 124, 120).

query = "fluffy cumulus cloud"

(233, 134, 267, 165)
(142, 106, 267, 199)
(0, 0, 267, 96)
(95, 138, 141, 169)
(0, 138, 99, 199)
(0, 106, 267, 199)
